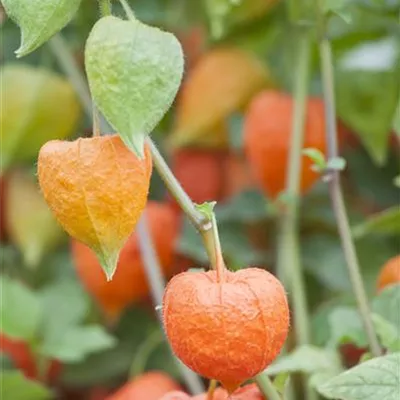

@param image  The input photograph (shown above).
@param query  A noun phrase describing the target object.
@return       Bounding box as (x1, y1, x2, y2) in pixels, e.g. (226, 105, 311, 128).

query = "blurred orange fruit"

(169, 149, 227, 208)
(72, 201, 180, 319)
(160, 383, 265, 399)
(244, 91, 327, 199)
(222, 154, 255, 198)
(106, 371, 181, 400)
(163, 268, 289, 392)
(37, 134, 152, 280)
(377, 254, 400, 292)
(170, 48, 271, 149)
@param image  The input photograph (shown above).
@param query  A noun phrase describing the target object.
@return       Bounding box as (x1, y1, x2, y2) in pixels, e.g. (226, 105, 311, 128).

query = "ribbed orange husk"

(244, 90, 327, 199)
(377, 254, 400, 292)
(72, 201, 180, 318)
(163, 268, 289, 391)
(105, 371, 181, 400)
(37, 135, 152, 271)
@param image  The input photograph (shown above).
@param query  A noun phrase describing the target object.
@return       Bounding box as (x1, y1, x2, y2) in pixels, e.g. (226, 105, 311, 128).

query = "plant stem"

(317, 32, 382, 357)
(147, 139, 209, 230)
(136, 216, 205, 394)
(129, 329, 163, 377)
(48, 34, 110, 133)
(99, 0, 112, 16)
(255, 374, 282, 400)
(207, 380, 217, 400)
(278, 32, 311, 349)
(147, 138, 226, 274)
(119, 0, 136, 20)
(277, 30, 316, 400)
(48, 35, 92, 117)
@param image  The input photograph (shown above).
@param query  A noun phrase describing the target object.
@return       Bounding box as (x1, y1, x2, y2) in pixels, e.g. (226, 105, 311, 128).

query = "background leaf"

(41, 325, 116, 363)
(39, 278, 89, 342)
(1, 371, 52, 400)
(5, 169, 66, 267)
(0, 64, 81, 172)
(352, 206, 400, 238)
(317, 352, 400, 400)
(0, 276, 41, 341)
(372, 285, 400, 334)
(2, 0, 82, 57)
(335, 38, 400, 164)
(265, 345, 342, 376)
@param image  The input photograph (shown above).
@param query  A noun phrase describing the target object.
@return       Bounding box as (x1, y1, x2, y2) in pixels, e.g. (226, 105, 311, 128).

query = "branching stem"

(315, 4, 382, 356)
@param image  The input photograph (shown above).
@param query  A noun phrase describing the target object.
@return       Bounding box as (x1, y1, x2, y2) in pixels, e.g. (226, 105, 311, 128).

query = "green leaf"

(336, 40, 400, 165)
(352, 206, 400, 238)
(205, 0, 280, 39)
(1, 371, 52, 400)
(0, 64, 81, 172)
(371, 314, 400, 352)
(39, 279, 89, 342)
(311, 296, 356, 347)
(328, 307, 367, 348)
(85, 15, 184, 158)
(0, 353, 15, 371)
(273, 372, 290, 394)
(372, 285, 400, 334)
(317, 352, 400, 400)
(323, 0, 354, 23)
(2, 0, 82, 57)
(41, 325, 116, 363)
(302, 234, 395, 293)
(303, 148, 327, 171)
(345, 146, 399, 208)
(265, 345, 342, 376)
(61, 307, 174, 386)
(0, 276, 41, 341)
(195, 201, 217, 220)
(216, 190, 267, 223)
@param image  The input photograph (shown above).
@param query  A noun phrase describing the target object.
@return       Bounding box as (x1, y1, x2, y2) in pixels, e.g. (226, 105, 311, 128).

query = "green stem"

(136, 216, 205, 394)
(316, 23, 382, 357)
(48, 34, 92, 117)
(118, 0, 136, 20)
(48, 34, 110, 134)
(278, 32, 311, 346)
(129, 329, 163, 377)
(146, 138, 209, 230)
(147, 138, 224, 273)
(99, 0, 112, 16)
(255, 374, 282, 400)
(277, 31, 316, 400)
